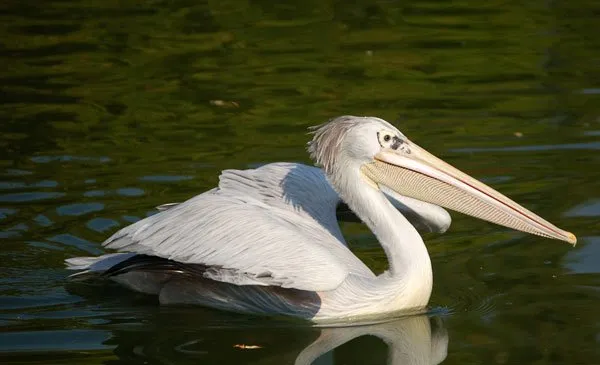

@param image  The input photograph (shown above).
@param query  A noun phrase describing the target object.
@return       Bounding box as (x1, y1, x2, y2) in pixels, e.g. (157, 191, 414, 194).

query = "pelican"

(66, 116, 576, 323)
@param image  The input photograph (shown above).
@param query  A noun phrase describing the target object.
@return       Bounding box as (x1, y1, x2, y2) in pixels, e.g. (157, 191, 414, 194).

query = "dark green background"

(1, 0, 599, 364)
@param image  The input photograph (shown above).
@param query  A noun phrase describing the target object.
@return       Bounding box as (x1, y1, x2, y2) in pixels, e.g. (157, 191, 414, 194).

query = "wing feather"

(104, 163, 373, 291)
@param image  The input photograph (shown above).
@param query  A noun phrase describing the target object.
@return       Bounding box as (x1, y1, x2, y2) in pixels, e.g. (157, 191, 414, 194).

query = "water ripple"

(2, 223, 29, 238)
(33, 214, 53, 227)
(0, 192, 65, 202)
(83, 190, 105, 197)
(565, 236, 600, 274)
(48, 234, 103, 255)
(0, 208, 18, 220)
(580, 88, 600, 95)
(565, 200, 600, 217)
(0, 330, 113, 353)
(86, 218, 119, 233)
(27, 241, 64, 251)
(122, 215, 141, 223)
(2, 169, 32, 176)
(56, 203, 104, 216)
(30, 155, 111, 164)
(116, 188, 145, 197)
(451, 141, 600, 153)
(139, 175, 193, 182)
(0, 180, 58, 190)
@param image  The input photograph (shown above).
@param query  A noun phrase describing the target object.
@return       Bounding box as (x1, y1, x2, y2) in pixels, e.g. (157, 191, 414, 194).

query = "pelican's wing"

(104, 163, 372, 291)
(216, 163, 347, 242)
(154, 163, 346, 242)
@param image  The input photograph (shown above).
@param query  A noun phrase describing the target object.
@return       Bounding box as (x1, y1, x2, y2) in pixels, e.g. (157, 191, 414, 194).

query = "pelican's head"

(308, 115, 576, 245)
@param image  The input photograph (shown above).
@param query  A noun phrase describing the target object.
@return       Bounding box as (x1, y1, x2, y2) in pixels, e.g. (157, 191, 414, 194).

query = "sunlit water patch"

(565, 237, 600, 274)
(565, 200, 600, 218)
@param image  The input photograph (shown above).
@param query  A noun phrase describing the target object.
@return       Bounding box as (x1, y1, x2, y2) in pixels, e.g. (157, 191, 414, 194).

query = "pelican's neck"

(331, 167, 432, 287)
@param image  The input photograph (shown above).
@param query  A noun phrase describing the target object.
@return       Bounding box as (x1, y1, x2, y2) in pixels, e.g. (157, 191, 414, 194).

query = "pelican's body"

(66, 116, 575, 323)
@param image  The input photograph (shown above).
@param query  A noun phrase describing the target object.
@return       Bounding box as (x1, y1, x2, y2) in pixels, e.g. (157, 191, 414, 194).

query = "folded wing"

(104, 163, 373, 291)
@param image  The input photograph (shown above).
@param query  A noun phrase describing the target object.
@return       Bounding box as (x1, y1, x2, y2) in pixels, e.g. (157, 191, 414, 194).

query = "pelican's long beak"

(361, 140, 576, 245)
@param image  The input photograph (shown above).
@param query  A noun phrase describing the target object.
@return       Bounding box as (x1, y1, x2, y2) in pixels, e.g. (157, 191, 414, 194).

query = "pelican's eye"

(377, 130, 410, 153)
(377, 130, 402, 149)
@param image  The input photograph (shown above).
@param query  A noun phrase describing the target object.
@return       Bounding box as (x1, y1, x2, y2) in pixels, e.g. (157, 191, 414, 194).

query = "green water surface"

(1, 0, 599, 364)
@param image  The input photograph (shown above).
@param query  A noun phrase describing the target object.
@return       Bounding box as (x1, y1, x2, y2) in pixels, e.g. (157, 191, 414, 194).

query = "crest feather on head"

(307, 116, 363, 174)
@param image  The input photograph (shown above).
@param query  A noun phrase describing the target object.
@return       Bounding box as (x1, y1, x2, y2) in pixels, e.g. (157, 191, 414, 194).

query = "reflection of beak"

(361, 140, 577, 245)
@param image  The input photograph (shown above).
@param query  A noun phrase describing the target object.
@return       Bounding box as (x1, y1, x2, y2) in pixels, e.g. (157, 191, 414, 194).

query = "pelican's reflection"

(105, 311, 448, 365)
(296, 316, 447, 365)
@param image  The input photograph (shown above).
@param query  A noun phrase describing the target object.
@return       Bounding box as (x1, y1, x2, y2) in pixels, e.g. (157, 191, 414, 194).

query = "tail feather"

(65, 253, 137, 280)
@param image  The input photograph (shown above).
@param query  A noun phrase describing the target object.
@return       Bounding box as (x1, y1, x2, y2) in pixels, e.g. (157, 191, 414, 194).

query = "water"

(1, 0, 599, 363)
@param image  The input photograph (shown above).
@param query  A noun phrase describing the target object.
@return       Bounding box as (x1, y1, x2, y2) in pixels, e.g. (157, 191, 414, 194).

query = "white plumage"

(103, 163, 372, 291)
